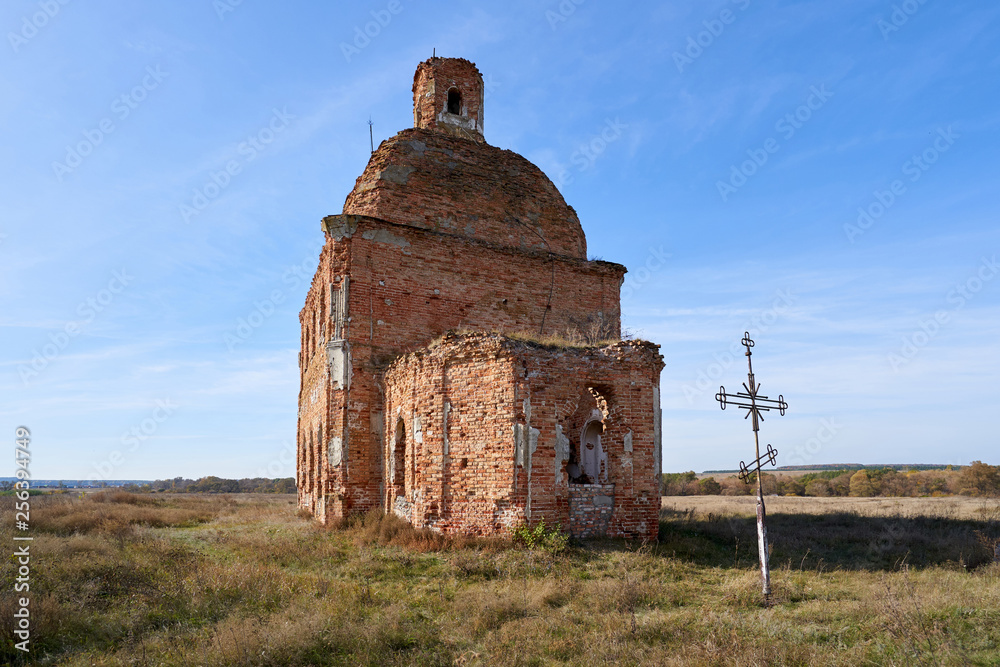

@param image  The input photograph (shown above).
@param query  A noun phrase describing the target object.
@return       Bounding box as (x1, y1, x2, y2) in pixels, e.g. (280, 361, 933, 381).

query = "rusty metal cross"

(715, 332, 789, 600)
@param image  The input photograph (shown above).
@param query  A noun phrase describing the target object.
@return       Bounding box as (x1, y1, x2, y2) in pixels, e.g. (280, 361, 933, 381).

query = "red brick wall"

(383, 337, 520, 534)
(381, 333, 663, 540)
(297, 214, 625, 519)
(297, 242, 351, 521)
(328, 214, 620, 351)
(568, 484, 617, 538)
(510, 339, 664, 541)
(412, 57, 485, 142)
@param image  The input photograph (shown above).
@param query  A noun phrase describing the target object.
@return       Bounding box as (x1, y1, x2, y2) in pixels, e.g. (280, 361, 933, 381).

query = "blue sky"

(2, 0, 998, 480)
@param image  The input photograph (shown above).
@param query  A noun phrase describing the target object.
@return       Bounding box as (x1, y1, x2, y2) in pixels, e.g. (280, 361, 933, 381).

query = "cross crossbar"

(716, 389, 787, 413)
(738, 444, 778, 483)
(715, 384, 787, 433)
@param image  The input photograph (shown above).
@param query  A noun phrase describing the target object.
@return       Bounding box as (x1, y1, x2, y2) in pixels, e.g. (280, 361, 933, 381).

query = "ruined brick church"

(297, 57, 663, 540)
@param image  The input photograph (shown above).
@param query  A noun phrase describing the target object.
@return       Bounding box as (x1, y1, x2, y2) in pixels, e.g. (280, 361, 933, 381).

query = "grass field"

(2, 492, 999, 666)
(662, 494, 1000, 519)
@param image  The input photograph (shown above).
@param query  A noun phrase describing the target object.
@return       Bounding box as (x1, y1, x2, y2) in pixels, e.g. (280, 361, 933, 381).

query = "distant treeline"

(703, 463, 954, 474)
(779, 463, 954, 472)
(119, 476, 295, 494)
(663, 461, 1000, 498)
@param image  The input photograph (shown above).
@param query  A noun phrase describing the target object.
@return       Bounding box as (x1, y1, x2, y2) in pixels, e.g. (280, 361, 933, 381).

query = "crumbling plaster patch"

(360, 228, 411, 248)
(555, 424, 570, 485)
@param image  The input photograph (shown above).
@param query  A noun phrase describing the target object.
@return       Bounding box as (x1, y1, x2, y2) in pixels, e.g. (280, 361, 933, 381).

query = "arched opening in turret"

(447, 88, 462, 115)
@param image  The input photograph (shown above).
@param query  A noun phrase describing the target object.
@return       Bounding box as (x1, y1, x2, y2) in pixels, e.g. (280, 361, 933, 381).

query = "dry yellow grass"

(1, 492, 997, 665)
(662, 494, 1000, 520)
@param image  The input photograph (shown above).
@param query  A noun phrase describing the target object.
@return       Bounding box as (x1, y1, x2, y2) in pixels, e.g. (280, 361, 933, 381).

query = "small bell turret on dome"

(412, 57, 485, 143)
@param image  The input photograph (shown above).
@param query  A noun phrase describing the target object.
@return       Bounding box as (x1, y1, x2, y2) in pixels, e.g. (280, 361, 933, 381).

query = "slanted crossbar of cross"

(738, 444, 778, 483)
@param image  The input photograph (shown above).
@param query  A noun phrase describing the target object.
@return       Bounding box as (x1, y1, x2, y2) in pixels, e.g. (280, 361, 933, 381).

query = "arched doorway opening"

(580, 420, 605, 483)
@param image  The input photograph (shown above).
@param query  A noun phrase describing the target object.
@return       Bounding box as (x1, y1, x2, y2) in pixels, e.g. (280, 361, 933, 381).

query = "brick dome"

(343, 127, 588, 258)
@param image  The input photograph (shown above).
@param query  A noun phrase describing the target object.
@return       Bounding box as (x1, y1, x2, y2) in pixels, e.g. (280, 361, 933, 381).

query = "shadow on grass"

(658, 508, 1000, 572)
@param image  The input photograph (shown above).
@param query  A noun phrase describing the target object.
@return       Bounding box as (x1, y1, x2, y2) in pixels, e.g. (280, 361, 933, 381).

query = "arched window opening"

(317, 426, 323, 467)
(447, 88, 461, 115)
(580, 420, 606, 483)
(392, 417, 406, 500)
(307, 431, 314, 494)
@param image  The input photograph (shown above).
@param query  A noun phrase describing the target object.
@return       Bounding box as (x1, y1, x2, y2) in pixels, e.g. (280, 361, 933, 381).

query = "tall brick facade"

(298, 57, 663, 540)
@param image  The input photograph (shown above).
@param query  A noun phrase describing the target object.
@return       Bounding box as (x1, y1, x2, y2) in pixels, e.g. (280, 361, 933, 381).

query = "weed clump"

(511, 519, 569, 554)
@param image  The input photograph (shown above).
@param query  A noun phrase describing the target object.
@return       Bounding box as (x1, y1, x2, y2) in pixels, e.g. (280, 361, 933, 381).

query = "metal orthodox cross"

(716, 332, 788, 600)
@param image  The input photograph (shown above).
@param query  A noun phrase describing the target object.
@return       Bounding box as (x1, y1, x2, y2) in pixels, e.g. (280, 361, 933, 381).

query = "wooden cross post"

(715, 332, 788, 600)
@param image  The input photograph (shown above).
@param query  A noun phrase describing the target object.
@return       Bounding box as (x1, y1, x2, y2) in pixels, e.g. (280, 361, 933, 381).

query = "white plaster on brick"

(443, 401, 451, 456)
(326, 340, 350, 390)
(328, 436, 343, 467)
(361, 228, 411, 248)
(514, 423, 526, 467)
(555, 424, 570, 485)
